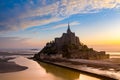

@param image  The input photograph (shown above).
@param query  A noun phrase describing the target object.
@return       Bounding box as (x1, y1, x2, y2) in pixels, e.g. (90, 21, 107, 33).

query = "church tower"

(67, 22, 71, 33)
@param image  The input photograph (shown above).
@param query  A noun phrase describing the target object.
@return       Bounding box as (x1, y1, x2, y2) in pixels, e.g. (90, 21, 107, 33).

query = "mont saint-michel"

(34, 24, 109, 60)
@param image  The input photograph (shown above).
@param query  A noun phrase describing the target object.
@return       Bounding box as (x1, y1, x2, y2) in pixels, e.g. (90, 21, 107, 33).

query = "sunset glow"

(0, 0, 120, 51)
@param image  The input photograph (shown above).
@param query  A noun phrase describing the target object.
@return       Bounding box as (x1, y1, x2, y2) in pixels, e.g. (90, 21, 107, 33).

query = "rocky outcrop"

(35, 23, 109, 60)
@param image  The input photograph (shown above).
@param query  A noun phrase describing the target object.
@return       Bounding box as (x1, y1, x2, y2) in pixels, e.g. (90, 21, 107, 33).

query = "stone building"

(55, 23, 81, 50)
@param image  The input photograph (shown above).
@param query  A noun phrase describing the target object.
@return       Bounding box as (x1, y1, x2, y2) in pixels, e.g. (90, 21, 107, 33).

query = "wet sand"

(34, 58, 120, 79)
(0, 57, 28, 73)
(69, 58, 120, 71)
(36, 59, 117, 80)
(39, 58, 120, 71)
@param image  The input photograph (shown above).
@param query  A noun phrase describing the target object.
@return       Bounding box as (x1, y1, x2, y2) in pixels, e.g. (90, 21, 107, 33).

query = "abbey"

(55, 23, 80, 50)
(36, 23, 109, 60)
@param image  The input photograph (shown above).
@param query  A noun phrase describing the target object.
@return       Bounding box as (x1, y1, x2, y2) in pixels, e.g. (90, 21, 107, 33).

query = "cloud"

(53, 21, 80, 29)
(0, 37, 29, 49)
(20, 17, 64, 29)
(20, 1, 59, 18)
(57, 0, 120, 16)
(42, 21, 80, 30)
(0, 0, 120, 32)
(0, 36, 46, 49)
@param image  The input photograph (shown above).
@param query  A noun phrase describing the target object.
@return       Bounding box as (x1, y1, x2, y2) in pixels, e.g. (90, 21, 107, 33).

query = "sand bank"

(0, 57, 28, 73)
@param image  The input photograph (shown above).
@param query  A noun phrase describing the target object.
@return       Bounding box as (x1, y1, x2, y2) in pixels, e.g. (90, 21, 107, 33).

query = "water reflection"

(0, 56, 62, 80)
(38, 62, 79, 80)
(38, 62, 100, 80)
(0, 56, 100, 80)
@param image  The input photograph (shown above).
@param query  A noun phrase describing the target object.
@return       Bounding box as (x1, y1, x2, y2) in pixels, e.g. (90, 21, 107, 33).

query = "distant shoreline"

(0, 52, 34, 56)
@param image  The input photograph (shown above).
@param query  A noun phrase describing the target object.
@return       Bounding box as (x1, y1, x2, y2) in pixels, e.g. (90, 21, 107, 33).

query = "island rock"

(34, 23, 109, 60)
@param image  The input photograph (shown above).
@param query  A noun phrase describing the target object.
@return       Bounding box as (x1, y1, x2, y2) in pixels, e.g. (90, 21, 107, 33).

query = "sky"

(0, 0, 120, 51)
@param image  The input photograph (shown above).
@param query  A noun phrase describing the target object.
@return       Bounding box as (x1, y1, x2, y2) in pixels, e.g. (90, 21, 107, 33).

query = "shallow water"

(0, 50, 120, 80)
(0, 56, 101, 80)
(107, 52, 120, 58)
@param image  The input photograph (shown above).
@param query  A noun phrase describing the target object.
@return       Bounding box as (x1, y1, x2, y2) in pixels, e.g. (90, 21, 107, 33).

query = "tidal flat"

(0, 57, 28, 73)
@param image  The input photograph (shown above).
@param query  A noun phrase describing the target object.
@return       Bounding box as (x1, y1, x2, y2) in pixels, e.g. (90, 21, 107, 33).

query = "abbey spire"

(67, 22, 71, 33)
